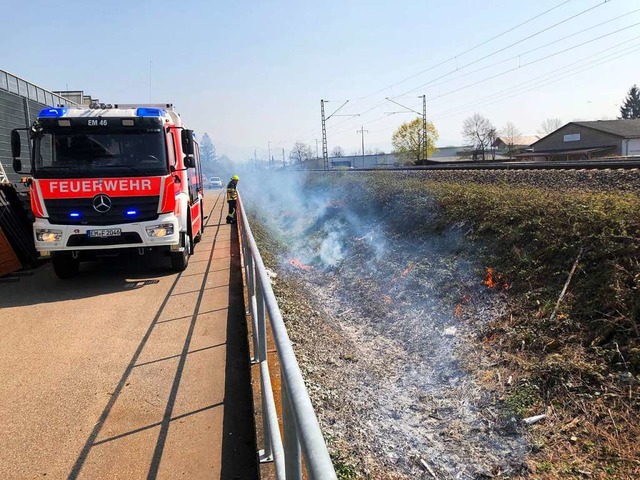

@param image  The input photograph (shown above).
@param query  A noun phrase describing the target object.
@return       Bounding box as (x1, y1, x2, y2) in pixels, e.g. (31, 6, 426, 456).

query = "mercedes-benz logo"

(93, 194, 112, 213)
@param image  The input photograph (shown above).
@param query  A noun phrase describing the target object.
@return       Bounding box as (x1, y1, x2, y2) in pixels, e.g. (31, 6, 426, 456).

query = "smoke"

(240, 169, 527, 478)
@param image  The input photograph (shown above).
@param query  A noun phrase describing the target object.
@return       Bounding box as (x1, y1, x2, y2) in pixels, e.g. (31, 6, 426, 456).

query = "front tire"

(52, 253, 80, 279)
(170, 232, 191, 272)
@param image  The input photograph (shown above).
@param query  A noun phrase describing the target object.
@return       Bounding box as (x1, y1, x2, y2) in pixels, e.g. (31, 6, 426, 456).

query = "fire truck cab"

(10, 103, 204, 278)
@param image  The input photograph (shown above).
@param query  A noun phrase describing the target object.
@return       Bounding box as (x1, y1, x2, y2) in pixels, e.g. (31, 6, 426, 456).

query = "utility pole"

(321, 99, 358, 171)
(321, 100, 328, 170)
(422, 94, 428, 161)
(315, 138, 319, 159)
(282, 148, 285, 167)
(357, 126, 368, 168)
(385, 95, 428, 161)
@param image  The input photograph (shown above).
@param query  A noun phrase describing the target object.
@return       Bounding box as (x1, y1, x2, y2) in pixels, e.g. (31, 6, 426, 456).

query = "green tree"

(391, 117, 438, 164)
(199, 133, 217, 176)
(620, 84, 640, 119)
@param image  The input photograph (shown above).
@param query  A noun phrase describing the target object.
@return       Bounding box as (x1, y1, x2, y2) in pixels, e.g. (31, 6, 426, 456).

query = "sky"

(2, 0, 640, 162)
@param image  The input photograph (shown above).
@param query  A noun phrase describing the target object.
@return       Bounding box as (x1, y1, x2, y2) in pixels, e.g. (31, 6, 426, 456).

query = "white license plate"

(87, 228, 122, 238)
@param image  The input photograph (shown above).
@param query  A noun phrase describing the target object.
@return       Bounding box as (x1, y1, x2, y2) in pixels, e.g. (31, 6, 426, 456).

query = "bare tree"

(500, 121, 521, 158)
(462, 113, 495, 161)
(331, 146, 344, 157)
(539, 118, 563, 135)
(290, 141, 313, 164)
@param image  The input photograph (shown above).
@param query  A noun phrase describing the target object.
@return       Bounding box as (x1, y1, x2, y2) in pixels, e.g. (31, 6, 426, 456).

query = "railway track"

(310, 158, 640, 172)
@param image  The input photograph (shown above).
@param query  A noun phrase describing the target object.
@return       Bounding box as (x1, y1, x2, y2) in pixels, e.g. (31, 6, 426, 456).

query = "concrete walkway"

(0, 191, 257, 479)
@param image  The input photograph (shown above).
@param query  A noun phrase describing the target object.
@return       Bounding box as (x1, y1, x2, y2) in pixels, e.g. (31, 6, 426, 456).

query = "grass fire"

(243, 169, 640, 480)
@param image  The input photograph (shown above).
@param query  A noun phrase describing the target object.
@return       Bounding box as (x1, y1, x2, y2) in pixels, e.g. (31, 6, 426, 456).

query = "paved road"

(0, 191, 257, 479)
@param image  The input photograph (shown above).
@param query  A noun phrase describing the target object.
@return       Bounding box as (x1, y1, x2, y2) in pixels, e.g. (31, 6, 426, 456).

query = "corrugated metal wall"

(0, 69, 76, 184)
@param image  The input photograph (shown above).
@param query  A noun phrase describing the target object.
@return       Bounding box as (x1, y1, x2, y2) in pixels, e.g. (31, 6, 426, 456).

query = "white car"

(209, 176, 223, 188)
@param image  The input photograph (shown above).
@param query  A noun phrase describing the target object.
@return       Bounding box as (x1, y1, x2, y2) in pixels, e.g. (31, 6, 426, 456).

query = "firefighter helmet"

(232, 175, 240, 181)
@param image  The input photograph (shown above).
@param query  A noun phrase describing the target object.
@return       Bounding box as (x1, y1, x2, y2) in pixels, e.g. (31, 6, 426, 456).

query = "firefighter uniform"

(226, 176, 239, 224)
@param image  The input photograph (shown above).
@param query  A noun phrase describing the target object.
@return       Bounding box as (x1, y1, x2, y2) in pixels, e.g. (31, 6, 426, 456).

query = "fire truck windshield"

(34, 131, 168, 178)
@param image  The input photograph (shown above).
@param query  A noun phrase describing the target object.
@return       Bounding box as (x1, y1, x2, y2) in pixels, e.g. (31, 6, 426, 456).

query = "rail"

(237, 194, 337, 480)
(0, 68, 77, 107)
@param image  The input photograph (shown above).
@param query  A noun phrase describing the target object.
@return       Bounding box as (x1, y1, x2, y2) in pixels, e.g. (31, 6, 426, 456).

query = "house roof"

(566, 119, 640, 138)
(493, 135, 540, 147)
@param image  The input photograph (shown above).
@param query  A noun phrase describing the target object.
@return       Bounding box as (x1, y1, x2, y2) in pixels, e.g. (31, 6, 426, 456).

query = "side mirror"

(11, 130, 21, 158)
(184, 156, 195, 169)
(181, 129, 195, 156)
(13, 159, 22, 173)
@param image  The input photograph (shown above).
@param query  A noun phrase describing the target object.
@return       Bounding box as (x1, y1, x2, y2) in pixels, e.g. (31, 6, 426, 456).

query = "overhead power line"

(333, 31, 640, 139)
(348, 0, 574, 104)
(326, 0, 612, 132)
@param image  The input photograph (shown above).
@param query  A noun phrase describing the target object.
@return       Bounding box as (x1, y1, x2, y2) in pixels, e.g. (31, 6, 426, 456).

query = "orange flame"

(454, 304, 463, 317)
(290, 259, 313, 271)
(484, 268, 510, 290)
(400, 262, 414, 279)
(484, 267, 496, 288)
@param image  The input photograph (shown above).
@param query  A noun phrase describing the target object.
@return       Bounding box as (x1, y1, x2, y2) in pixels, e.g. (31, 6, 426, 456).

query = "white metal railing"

(0, 67, 77, 106)
(237, 194, 337, 480)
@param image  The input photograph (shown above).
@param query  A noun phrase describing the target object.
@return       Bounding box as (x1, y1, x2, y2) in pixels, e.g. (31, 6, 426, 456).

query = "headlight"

(146, 223, 175, 237)
(36, 229, 63, 242)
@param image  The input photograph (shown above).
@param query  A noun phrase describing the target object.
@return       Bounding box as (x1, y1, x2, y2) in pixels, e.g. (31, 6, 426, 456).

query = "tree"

(290, 141, 313, 164)
(620, 84, 640, 119)
(538, 118, 563, 135)
(391, 117, 439, 164)
(331, 146, 344, 157)
(462, 113, 495, 161)
(500, 121, 521, 158)
(199, 133, 217, 176)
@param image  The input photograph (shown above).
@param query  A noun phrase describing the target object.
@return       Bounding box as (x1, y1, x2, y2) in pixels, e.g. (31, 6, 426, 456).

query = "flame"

(290, 259, 313, 271)
(454, 304, 463, 317)
(484, 267, 496, 288)
(484, 268, 510, 290)
(392, 262, 414, 284)
(400, 262, 414, 279)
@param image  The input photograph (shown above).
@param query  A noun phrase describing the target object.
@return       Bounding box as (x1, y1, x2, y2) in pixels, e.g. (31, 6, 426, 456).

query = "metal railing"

(237, 195, 337, 480)
(0, 68, 77, 107)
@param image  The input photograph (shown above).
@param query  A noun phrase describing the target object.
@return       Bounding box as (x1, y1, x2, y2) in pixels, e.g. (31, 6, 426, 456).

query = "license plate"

(87, 228, 122, 238)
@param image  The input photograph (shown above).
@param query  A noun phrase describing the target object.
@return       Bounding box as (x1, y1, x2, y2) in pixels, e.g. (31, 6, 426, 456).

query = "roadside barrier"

(237, 194, 337, 480)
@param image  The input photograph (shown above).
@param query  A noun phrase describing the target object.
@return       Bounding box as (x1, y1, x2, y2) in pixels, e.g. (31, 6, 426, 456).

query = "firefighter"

(226, 175, 239, 224)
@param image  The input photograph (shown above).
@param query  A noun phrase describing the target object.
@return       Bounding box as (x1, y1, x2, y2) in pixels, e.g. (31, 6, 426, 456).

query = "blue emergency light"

(39, 107, 68, 118)
(136, 107, 165, 117)
(69, 212, 81, 218)
(126, 210, 138, 216)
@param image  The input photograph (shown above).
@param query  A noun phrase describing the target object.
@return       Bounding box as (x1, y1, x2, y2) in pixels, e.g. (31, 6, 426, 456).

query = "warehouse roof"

(571, 119, 640, 138)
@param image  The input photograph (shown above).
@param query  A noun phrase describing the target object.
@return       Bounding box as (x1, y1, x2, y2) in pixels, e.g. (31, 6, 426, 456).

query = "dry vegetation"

(250, 169, 640, 479)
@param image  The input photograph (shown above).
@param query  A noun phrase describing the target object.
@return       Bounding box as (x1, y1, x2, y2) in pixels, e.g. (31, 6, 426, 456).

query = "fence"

(237, 195, 337, 480)
(0, 68, 76, 184)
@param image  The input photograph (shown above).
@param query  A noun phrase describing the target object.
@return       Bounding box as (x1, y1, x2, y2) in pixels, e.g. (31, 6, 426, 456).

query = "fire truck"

(10, 103, 204, 278)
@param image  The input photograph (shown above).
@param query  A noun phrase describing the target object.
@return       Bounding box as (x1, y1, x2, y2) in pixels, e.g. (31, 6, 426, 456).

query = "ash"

(245, 174, 528, 479)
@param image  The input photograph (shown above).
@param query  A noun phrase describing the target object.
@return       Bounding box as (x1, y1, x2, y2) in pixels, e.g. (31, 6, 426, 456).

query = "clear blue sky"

(3, 0, 640, 161)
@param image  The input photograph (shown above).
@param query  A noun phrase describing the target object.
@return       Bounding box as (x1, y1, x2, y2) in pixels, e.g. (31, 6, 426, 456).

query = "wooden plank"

(0, 228, 21, 277)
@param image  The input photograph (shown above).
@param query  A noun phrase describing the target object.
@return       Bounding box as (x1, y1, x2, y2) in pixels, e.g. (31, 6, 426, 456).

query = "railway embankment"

(245, 169, 639, 479)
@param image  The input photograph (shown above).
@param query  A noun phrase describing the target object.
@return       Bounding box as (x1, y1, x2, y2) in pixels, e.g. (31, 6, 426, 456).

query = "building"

(525, 119, 640, 160)
(492, 135, 541, 154)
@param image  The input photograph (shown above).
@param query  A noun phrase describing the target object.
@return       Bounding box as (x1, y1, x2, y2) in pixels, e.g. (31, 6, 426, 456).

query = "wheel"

(52, 253, 80, 279)
(170, 232, 191, 271)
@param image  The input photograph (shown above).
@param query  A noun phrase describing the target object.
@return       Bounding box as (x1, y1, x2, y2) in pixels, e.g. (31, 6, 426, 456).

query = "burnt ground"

(245, 167, 640, 479)
(254, 207, 528, 479)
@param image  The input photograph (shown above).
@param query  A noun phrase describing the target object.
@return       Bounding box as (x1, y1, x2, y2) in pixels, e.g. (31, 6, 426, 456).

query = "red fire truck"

(10, 103, 204, 278)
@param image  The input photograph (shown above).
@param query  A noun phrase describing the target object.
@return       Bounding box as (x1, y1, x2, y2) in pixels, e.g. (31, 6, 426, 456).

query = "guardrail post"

(282, 377, 302, 480)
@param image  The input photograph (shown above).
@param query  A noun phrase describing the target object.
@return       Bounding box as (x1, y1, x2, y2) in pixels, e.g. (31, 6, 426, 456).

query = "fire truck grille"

(66, 232, 143, 247)
(45, 196, 160, 226)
